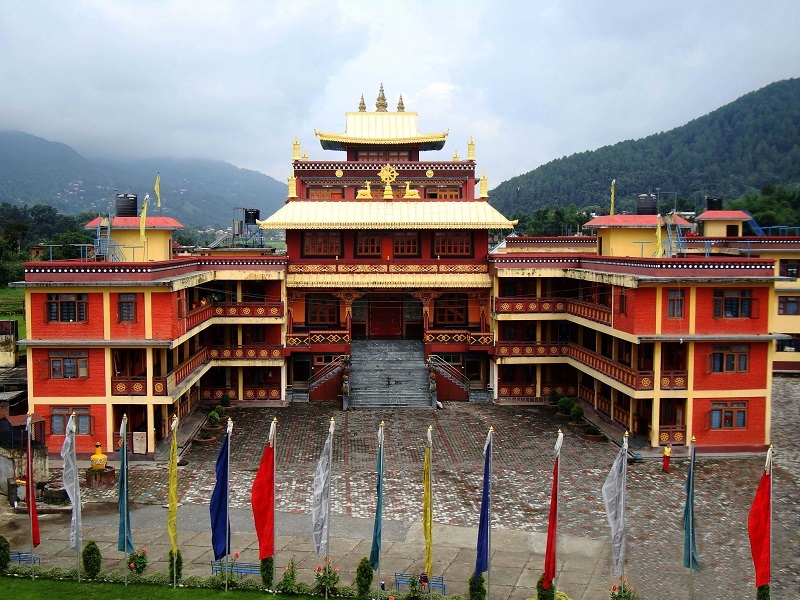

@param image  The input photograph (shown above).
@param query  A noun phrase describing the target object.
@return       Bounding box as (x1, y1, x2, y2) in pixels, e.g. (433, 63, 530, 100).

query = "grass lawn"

(2, 576, 320, 599)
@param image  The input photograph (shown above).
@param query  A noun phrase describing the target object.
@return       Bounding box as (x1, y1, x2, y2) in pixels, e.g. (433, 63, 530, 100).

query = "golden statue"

(379, 163, 398, 199)
(356, 181, 373, 199)
(403, 182, 420, 199)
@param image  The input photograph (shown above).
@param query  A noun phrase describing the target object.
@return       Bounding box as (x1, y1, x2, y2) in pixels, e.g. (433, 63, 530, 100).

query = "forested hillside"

(490, 78, 800, 217)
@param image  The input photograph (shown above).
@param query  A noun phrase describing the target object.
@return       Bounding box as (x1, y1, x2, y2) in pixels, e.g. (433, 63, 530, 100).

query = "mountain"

(489, 78, 800, 215)
(0, 131, 287, 227)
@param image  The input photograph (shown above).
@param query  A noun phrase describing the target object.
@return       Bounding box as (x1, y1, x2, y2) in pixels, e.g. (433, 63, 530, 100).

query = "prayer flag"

(748, 447, 773, 587)
(167, 416, 179, 555)
(210, 420, 233, 561)
(542, 431, 564, 589)
(117, 416, 134, 553)
(139, 194, 149, 242)
(474, 428, 492, 577)
(369, 425, 384, 570)
(60, 414, 82, 550)
(312, 420, 334, 557)
(26, 415, 41, 548)
(602, 434, 628, 577)
(655, 214, 664, 257)
(154, 172, 161, 207)
(253, 419, 276, 560)
(422, 426, 433, 575)
(683, 439, 699, 570)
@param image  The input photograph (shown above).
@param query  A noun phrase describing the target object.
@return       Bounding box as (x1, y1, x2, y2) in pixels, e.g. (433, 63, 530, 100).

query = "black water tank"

(706, 195, 723, 211)
(116, 194, 138, 217)
(244, 209, 260, 224)
(637, 194, 657, 215)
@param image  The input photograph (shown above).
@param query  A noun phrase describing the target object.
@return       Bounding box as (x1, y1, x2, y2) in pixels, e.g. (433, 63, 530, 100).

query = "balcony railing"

(186, 301, 284, 329)
(111, 376, 148, 396)
(497, 381, 537, 398)
(167, 347, 209, 392)
(660, 370, 688, 390)
(286, 330, 351, 349)
(541, 382, 578, 397)
(493, 296, 612, 326)
(496, 342, 569, 358)
(200, 386, 282, 401)
(658, 425, 687, 445)
(569, 345, 654, 390)
(208, 345, 284, 360)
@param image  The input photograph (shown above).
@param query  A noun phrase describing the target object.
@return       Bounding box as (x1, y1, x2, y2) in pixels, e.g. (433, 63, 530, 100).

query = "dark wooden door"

(369, 297, 402, 339)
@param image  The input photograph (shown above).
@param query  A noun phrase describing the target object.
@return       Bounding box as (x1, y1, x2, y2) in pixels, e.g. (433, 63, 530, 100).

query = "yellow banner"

(168, 416, 178, 554)
(422, 443, 432, 574)
(154, 173, 161, 208)
(139, 195, 149, 242)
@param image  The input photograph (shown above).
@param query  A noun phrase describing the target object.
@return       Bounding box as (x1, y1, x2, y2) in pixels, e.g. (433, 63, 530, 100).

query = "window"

(779, 259, 799, 278)
(710, 401, 747, 429)
(357, 150, 409, 162)
(46, 293, 88, 322)
(119, 293, 136, 322)
(308, 188, 343, 200)
(51, 407, 91, 435)
(434, 294, 467, 325)
(356, 233, 382, 257)
(302, 231, 341, 257)
(778, 296, 800, 315)
(426, 187, 460, 199)
(713, 289, 752, 318)
(667, 289, 684, 317)
(393, 232, 419, 256)
(250, 325, 266, 343)
(433, 231, 472, 257)
(777, 334, 800, 352)
(50, 350, 89, 379)
(711, 345, 749, 373)
(306, 294, 339, 325)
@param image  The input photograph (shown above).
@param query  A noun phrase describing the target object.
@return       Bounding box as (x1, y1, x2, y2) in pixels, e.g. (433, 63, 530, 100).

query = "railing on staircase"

(662, 212, 686, 258)
(427, 355, 470, 391)
(308, 355, 347, 392)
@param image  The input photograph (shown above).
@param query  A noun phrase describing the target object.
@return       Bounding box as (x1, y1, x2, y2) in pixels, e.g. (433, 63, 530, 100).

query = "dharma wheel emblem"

(378, 163, 398, 184)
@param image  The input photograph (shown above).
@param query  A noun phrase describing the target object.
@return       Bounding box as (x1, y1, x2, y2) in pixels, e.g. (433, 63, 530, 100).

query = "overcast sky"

(1, 0, 799, 187)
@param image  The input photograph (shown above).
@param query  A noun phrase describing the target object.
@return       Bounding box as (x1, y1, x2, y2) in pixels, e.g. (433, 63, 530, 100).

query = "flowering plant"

(609, 578, 640, 600)
(314, 556, 340, 595)
(128, 546, 148, 574)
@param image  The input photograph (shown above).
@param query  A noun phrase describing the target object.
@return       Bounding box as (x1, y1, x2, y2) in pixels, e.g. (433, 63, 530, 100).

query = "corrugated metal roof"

(256, 201, 517, 229)
(315, 112, 447, 150)
(85, 216, 184, 229)
(287, 273, 491, 288)
(695, 210, 753, 221)
(583, 214, 690, 229)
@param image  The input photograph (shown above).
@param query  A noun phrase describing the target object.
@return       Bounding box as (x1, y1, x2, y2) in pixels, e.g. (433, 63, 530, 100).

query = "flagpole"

(377, 422, 384, 600)
(554, 430, 562, 593)
(487, 426, 493, 600)
(428, 424, 433, 600)
(122, 414, 128, 586)
(689, 435, 695, 600)
(272, 417, 278, 594)
(621, 432, 628, 583)
(326, 417, 334, 600)
(170, 415, 178, 589)
(27, 415, 34, 581)
(768, 445, 774, 588)
(225, 418, 232, 592)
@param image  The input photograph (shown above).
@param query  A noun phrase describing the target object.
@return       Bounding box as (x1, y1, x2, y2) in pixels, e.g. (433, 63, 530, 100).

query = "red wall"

(692, 396, 766, 447)
(613, 287, 656, 335)
(38, 404, 108, 455)
(151, 291, 180, 340)
(692, 342, 768, 391)
(693, 287, 769, 335)
(660, 287, 692, 335)
(31, 347, 106, 397)
(29, 292, 104, 340)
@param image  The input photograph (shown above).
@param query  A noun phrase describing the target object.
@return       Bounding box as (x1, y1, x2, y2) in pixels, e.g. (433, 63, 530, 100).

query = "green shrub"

(314, 557, 340, 595)
(557, 397, 574, 413)
(548, 389, 560, 405)
(0, 534, 10, 569)
(355, 556, 373, 596)
(408, 573, 421, 598)
(127, 547, 148, 574)
(536, 573, 556, 600)
(260, 556, 274, 588)
(220, 393, 232, 408)
(168, 548, 183, 582)
(144, 571, 171, 585)
(297, 581, 314, 594)
(277, 555, 298, 594)
(215, 405, 226, 418)
(82, 540, 102, 579)
(207, 410, 220, 427)
(468, 573, 486, 600)
(96, 569, 125, 583)
(338, 584, 358, 597)
(585, 424, 603, 436)
(757, 584, 770, 600)
(570, 403, 584, 423)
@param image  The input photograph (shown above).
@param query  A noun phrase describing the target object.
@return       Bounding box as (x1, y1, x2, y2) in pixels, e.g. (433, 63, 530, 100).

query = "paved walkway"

(2, 379, 799, 599)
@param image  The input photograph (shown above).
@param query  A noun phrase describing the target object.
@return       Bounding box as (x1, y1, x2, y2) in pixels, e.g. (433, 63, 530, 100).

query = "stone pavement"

(2, 379, 799, 599)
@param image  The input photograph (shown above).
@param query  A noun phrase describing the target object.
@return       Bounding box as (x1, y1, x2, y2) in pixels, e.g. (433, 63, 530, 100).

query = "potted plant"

(582, 424, 606, 442)
(194, 430, 218, 444)
(569, 403, 586, 425)
(220, 393, 232, 408)
(203, 410, 222, 431)
(556, 396, 574, 417)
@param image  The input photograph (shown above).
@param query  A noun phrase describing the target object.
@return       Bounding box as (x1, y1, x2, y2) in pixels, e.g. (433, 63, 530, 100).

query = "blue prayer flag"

(683, 440, 699, 569)
(117, 417, 134, 553)
(474, 430, 492, 577)
(369, 426, 384, 570)
(210, 428, 231, 561)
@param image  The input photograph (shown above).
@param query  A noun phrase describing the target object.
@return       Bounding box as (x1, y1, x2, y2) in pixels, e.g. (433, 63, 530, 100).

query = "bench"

(10, 550, 40, 565)
(395, 572, 445, 596)
(211, 559, 261, 579)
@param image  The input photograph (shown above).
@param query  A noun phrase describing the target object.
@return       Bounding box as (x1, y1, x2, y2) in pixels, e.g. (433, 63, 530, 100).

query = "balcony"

(286, 330, 351, 350)
(200, 385, 282, 402)
(208, 345, 284, 361)
(111, 376, 148, 396)
(496, 342, 569, 358)
(497, 381, 537, 399)
(660, 370, 688, 390)
(424, 330, 494, 350)
(493, 296, 612, 326)
(186, 301, 284, 329)
(658, 425, 687, 445)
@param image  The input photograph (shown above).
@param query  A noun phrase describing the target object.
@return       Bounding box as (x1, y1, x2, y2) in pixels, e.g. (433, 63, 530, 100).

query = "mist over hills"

(0, 131, 287, 228)
(489, 78, 800, 216)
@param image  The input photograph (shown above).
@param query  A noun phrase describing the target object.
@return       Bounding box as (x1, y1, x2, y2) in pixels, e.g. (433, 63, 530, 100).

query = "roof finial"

(376, 83, 388, 112)
(292, 136, 301, 161)
(358, 94, 366, 112)
(478, 171, 489, 198)
(397, 94, 405, 112)
(467, 136, 475, 161)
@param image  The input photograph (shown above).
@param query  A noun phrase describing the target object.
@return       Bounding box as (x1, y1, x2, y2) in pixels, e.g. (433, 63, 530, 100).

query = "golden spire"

(376, 83, 388, 112)
(288, 170, 297, 198)
(397, 94, 405, 112)
(478, 171, 488, 198)
(453, 149, 460, 161)
(292, 136, 301, 161)
(467, 136, 475, 161)
(301, 151, 308, 161)
(358, 94, 366, 112)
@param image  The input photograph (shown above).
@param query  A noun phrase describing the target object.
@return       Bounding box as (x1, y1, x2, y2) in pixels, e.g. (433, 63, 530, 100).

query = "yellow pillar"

(106, 403, 115, 452)
(651, 396, 661, 447)
(146, 402, 155, 455)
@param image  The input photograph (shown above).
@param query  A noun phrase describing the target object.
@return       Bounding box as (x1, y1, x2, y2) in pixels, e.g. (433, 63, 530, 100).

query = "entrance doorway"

(369, 296, 402, 339)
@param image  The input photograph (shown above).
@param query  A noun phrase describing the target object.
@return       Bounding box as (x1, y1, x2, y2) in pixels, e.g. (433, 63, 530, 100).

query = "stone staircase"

(348, 340, 432, 409)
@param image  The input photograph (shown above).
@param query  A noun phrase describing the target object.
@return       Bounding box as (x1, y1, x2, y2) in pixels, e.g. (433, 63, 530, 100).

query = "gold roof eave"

(287, 273, 491, 288)
(256, 201, 517, 230)
(315, 131, 448, 151)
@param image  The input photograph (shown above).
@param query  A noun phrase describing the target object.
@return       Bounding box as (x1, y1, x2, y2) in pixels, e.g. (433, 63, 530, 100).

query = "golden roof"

(315, 112, 448, 150)
(288, 273, 491, 288)
(256, 201, 517, 230)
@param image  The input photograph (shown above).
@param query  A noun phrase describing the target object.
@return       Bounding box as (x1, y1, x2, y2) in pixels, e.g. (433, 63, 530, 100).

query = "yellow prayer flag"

(139, 194, 149, 242)
(422, 429, 433, 575)
(655, 214, 664, 257)
(168, 416, 179, 555)
(154, 173, 161, 208)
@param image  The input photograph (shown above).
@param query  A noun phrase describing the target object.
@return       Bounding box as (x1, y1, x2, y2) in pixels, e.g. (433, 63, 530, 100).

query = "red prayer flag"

(26, 422, 41, 548)
(543, 433, 562, 590)
(252, 422, 275, 560)
(748, 451, 772, 588)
